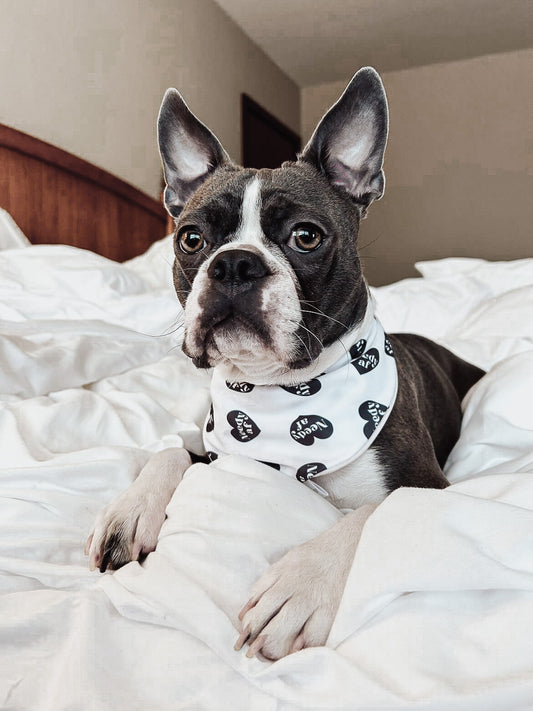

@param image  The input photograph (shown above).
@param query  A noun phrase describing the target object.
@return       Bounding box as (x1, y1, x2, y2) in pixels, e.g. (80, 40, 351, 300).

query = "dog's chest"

(312, 447, 388, 508)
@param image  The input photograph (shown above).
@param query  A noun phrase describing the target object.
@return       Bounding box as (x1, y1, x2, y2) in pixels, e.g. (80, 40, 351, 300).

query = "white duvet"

(1, 226, 533, 710)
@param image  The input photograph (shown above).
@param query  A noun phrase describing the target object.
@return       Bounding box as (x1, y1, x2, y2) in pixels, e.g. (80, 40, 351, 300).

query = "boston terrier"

(86, 67, 484, 660)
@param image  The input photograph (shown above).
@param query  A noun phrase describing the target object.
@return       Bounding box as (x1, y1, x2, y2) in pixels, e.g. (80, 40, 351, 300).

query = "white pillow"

(416, 257, 533, 292)
(124, 234, 175, 291)
(0, 208, 30, 249)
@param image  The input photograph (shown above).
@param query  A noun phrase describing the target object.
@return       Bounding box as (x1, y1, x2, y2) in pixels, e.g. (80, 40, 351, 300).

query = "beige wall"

(302, 49, 533, 285)
(0, 0, 299, 199)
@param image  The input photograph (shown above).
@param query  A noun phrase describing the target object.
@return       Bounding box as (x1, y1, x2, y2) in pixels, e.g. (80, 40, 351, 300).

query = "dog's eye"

(178, 228, 205, 255)
(288, 224, 324, 253)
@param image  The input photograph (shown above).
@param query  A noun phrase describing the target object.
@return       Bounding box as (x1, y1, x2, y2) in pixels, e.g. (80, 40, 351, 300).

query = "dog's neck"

(216, 296, 376, 387)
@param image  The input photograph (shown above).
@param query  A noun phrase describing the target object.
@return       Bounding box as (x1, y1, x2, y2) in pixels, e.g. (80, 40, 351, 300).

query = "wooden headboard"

(0, 123, 169, 261)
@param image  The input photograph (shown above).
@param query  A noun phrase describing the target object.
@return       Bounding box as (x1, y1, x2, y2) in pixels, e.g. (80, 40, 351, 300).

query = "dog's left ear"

(158, 89, 232, 217)
(300, 67, 388, 217)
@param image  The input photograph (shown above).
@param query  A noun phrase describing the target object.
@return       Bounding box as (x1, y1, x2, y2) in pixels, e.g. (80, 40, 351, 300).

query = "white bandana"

(203, 318, 397, 484)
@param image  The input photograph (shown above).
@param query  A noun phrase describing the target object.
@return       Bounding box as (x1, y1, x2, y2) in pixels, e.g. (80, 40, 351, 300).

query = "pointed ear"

(300, 67, 388, 217)
(158, 89, 232, 217)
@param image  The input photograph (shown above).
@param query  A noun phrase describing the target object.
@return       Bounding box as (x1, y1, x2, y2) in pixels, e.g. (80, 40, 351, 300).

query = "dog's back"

(384, 334, 484, 474)
(394, 334, 484, 401)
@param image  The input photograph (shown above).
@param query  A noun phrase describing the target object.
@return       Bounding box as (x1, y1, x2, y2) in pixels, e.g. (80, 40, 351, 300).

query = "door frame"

(241, 94, 301, 167)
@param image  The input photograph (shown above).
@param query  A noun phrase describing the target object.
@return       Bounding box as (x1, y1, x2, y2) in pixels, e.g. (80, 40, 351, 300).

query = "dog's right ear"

(158, 89, 231, 217)
(299, 67, 388, 217)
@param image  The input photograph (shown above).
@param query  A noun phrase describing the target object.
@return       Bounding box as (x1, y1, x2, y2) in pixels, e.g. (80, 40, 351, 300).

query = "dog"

(86, 67, 484, 660)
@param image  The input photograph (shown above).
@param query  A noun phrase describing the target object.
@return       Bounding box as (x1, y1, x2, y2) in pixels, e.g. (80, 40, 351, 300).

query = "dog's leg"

(85, 447, 191, 572)
(235, 502, 378, 660)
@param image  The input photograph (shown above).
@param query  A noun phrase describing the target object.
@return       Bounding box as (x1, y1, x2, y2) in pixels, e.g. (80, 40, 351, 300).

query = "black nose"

(207, 249, 269, 290)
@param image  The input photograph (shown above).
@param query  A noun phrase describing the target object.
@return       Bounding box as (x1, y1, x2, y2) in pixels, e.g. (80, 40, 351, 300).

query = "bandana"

(203, 318, 397, 487)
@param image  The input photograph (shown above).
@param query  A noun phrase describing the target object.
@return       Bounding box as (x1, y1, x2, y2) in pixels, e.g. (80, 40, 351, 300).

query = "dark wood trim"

(0, 123, 162, 218)
(241, 94, 301, 166)
(0, 122, 167, 261)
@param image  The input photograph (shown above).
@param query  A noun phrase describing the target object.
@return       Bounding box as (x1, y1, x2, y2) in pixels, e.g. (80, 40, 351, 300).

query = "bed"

(1, 125, 533, 710)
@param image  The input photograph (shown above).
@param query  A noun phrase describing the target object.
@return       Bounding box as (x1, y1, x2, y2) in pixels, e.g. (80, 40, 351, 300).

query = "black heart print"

(384, 336, 394, 357)
(205, 405, 214, 433)
(349, 339, 367, 359)
(359, 400, 388, 439)
(225, 381, 255, 393)
(260, 461, 281, 471)
(290, 415, 333, 446)
(227, 410, 261, 443)
(296, 462, 327, 482)
(206, 451, 218, 462)
(352, 347, 380, 374)
(281, 379, 321, 397)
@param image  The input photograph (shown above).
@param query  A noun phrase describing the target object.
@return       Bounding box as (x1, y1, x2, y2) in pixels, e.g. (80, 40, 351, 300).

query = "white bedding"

(1, 232, 533, 710)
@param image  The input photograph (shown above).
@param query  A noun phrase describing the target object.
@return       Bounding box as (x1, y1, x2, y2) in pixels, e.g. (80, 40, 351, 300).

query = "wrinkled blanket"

(1, 232, 533, 710)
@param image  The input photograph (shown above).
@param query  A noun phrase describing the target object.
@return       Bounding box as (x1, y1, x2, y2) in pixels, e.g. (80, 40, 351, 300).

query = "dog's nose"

(207, 249, 269, 290)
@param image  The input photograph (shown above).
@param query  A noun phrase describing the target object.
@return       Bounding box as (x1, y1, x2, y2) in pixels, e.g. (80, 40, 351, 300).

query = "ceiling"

(213, 0, 532, 87)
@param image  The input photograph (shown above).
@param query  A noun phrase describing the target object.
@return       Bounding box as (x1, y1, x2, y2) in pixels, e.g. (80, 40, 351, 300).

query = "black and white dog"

(86, 67, 484, 660)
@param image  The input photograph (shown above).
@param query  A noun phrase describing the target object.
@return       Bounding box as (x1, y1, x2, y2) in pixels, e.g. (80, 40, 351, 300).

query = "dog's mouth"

(206, 306, 271, 346)
(184, 306, 317, 376)
(184, 307, 264, 362)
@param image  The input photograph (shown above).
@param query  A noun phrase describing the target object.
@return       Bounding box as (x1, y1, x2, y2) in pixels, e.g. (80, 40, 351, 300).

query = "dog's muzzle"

(183, 245, 307, 374)
(183, 247, 273, 366)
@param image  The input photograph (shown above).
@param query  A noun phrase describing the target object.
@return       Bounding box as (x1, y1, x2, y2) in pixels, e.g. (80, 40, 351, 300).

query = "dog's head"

(158, 67, 388, 384)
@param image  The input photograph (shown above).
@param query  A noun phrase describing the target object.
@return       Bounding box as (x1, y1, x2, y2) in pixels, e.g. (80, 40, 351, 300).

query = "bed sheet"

(1, 235, 533, 710)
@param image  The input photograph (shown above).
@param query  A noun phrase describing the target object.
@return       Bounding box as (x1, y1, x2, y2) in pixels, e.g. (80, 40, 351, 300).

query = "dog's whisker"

(292, 330, 314, 363)
(156, 323, 185, 338)
(165, 343, 185, 357)
(358, 232, 383, 253)
(127, 314, 185, 340)
(291, 320, 324, 350)
(299, 306, 350, 331)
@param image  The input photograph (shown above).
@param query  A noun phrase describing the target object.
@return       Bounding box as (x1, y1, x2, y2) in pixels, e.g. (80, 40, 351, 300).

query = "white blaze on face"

(182, 175, 305, 382)
(233, 176, 264, 248)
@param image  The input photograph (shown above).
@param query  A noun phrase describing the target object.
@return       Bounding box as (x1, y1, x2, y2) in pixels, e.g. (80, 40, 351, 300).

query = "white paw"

(85, 487, 166, 572)
(85, 447, 191, 572)
(234, 534, 350, 660)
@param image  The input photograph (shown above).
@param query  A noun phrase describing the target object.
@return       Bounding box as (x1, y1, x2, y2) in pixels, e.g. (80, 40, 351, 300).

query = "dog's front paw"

(235, 531, 352, 660)
(85, 488, 166, 572)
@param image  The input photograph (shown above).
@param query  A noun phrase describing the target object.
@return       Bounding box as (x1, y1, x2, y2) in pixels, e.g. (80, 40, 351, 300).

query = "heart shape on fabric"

(290, 415, 333, 446)
(349, 339, 367, 360)
(384, 336, 394, 356)
(260, 460, 281, 470)
(205, 404, 214, 432)
(281, 379, 321, 397)
(227, 410, 261, 443)
(225, 381, 255, 393)
(296, 462, 327, 482)
(352, 347, 380, 375)
(359, 400, 388, 439)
